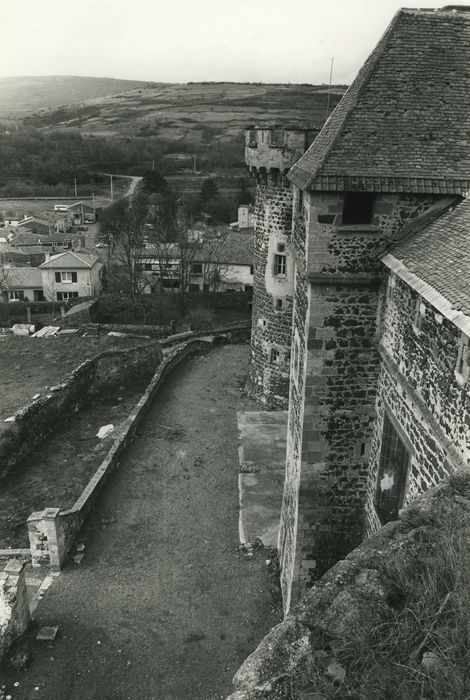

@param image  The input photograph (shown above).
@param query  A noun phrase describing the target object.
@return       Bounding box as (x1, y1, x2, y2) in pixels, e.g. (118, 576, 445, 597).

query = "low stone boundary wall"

(81, 322, 171, 338)
(0, 342, 162, 481)
(160, 321, 251, 348)
(27, 339, 209, 570)
(0, 560, 31, 661)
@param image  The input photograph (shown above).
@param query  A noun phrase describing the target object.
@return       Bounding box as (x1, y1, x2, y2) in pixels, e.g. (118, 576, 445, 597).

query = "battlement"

(245, 125, 317, 175)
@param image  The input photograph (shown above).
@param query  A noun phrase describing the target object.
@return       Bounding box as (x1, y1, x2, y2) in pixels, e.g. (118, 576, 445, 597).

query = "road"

(1, 345, 280, 700)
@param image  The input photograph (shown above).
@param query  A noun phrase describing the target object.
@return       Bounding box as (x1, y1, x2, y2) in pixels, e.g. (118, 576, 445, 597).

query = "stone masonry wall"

(0, 560, 30, 661)
(279, 208, 310, 612)
(364, 271, 470, 534)
(279, 190, 447, 610)
(0, 343, 162, 481)
(248, 172, 295, 408)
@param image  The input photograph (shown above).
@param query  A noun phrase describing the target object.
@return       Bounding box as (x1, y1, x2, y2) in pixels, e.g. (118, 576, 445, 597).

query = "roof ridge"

(290, 10, 402, 190)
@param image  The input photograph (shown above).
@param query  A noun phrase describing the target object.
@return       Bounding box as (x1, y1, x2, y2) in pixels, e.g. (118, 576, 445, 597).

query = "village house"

(247, 5, 470, 613)
(39, 250, 102, 301)
(1, 266, 44, 302)
(136, 230, 254, 294)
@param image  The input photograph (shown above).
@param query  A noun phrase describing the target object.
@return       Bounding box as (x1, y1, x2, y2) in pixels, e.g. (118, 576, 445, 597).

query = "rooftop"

(40, 250, 99, 269)
(384, 196, 470, 320)
(289, 7, 470, 194)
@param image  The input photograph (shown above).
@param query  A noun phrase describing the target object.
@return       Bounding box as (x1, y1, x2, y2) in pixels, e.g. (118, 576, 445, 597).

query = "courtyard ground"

(0, 344, 281, 699)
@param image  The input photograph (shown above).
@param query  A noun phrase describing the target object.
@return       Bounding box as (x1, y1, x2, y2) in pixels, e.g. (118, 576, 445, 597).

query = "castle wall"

(248, 172, 294, 408)
(246, 126, 316, 408)
(279, 189, 445, 610)
(364, 271, 470, 534)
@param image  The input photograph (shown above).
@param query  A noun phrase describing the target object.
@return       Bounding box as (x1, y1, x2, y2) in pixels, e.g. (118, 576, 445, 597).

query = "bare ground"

(0, 382, 147, 548)
(0, 335, 146, 420)
(1, 344, 281, 699)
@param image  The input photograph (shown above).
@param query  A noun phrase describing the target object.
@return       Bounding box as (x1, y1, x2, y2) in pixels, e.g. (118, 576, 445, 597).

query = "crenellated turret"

(246, 124, 317, 408)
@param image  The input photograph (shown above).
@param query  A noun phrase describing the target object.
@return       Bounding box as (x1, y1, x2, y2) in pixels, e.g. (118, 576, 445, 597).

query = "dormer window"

(342, 192, 375, 225)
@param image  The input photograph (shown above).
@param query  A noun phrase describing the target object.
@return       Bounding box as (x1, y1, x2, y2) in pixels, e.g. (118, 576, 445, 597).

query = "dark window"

(274, 254, 287, 276)
(270, 348, 280, 364)
(250, 265, 254, 275)
(318, 214, 335, 224)
(191, 263, 203, 275)
(342, 192, 375, 225)
(162, 279, 180, 289)
(34, 289, 45, 301)
(55, 272, 61, 283)
(375, 414, 410, 525)
(71, 271, 77, 283)
(144, 263, 152, 271)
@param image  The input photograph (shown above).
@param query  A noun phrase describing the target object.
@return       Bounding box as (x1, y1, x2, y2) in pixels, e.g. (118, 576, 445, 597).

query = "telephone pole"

(325, 57, 334, 121)
(74, 177, 78, 198)
(110, 174, 114, 199)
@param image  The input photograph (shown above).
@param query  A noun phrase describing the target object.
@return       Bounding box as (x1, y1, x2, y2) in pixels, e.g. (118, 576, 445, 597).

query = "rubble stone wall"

(0, 343, 162, 481)
(27, 339, 216, 569)
(248, 171, 295, 408)
(0, 560, 30, 661)
(364, 271, 469, 534)
(279, 190, 446, 610)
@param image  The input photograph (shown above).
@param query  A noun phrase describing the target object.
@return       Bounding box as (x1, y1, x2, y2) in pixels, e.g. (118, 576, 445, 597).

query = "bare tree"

(100, 196, 148, 298)
(200, 240, 228, 292)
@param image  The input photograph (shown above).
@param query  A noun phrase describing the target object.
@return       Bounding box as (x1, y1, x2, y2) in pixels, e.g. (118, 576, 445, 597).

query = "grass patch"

(299, 516, 470, 699)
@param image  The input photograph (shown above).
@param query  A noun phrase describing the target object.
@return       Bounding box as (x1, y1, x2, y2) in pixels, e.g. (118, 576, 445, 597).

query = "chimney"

(45, 252, 50, 262)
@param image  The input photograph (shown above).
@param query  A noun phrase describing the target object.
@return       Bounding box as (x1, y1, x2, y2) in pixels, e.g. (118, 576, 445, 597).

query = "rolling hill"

(22, 81, 347, 143)
(0, 75, 156, 112)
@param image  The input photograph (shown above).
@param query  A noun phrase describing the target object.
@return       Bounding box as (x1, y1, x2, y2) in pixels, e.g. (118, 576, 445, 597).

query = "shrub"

(185, 307, 216, 331)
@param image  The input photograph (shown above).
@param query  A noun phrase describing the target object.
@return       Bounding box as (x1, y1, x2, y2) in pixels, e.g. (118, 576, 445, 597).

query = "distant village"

(0, 200, 255, 305)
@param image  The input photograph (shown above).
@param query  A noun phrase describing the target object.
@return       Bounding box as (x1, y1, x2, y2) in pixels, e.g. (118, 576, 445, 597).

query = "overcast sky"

(3, 0, 470, 84)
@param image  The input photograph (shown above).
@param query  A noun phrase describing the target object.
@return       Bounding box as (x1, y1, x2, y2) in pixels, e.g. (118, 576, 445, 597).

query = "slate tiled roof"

(217, 232, 253, 266)
(386, 196, 470, 316)
(289, 8, 470, 194)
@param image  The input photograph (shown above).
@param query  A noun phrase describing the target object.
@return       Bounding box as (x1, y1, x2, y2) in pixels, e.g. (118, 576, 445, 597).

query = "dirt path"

(1, 345, 281, 699)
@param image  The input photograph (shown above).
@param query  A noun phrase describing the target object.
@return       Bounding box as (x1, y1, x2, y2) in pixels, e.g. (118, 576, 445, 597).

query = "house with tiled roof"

(244, 6, 470, 613)
(0, 266, 44, 302)
(39, 250, 102, 301)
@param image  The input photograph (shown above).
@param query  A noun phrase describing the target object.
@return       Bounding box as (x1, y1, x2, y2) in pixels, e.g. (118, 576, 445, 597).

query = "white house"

(1, 267, 44, 302)
(39, 250, 102, 301)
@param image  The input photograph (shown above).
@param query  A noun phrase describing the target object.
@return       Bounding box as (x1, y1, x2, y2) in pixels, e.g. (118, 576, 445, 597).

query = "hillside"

(24, 82, 347, 142)
(0, 75, 156, 112)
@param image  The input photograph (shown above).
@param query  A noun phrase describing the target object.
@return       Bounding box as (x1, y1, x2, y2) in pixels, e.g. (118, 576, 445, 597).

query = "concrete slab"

(237, 411, 287, 548)
(237, 411, 288, 470)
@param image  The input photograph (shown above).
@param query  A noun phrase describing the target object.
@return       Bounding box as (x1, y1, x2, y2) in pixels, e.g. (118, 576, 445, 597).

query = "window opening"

(375, 413, 410, 525)
(270, 348, 280, 364)
(274, 254, 287, 276)
(342, 192, 375, 225)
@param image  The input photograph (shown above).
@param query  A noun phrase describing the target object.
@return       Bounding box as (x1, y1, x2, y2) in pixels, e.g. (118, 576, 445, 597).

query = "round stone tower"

(246, 124, 317, 408)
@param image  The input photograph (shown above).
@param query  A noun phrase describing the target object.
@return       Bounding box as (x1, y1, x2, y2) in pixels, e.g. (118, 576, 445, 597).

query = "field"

(0, 334, 146, 420)
(26, 82, 346, 142)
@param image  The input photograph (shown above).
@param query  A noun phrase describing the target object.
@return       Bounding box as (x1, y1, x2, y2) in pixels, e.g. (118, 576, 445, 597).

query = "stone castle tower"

(245, 125, 317, 408)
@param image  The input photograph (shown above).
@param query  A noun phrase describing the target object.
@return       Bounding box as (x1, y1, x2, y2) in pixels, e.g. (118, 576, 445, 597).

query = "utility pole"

(74, 178, 78, 198)
(92, 192, 95, 208)
(193, 153, 197, 173)
(110, 174, 114, 200)
(326, 57, 334, 121)
(152, 160, 155, 172)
